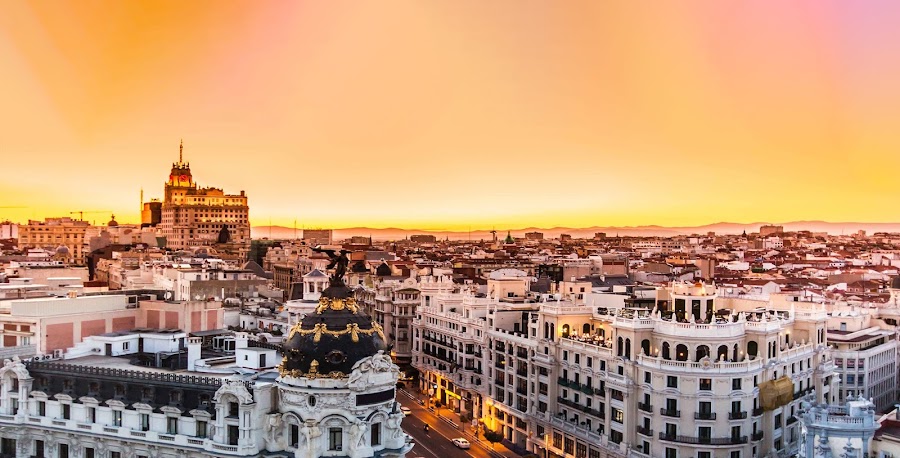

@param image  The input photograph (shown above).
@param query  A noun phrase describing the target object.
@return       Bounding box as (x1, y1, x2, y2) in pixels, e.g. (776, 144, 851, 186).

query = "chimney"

(187, 337, 202, 371)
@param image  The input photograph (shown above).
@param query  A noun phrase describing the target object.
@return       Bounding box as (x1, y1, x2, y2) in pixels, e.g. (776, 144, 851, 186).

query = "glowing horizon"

(2, 1, 899, 231)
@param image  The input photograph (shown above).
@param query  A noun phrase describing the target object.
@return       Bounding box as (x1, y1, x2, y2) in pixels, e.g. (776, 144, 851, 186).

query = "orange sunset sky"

(1, 1, 899, 231)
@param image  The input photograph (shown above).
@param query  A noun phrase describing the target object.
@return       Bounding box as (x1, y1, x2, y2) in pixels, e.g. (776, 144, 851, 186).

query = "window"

(197, 421, 208, 438)
(113, 410, 122, 427)
(291, 424, 300, 447)
(111, 453, 120, 458)
(553, 432, 562, 449)
(667, 376, 678, 388)
(85, 448, 95, 458)
(371, 422, 381, 446)
(698, 452, 711, 458)
(612, 408, 624, 423)
(564, 438, 574, 454)
(699, 401, 712, 415)
(140, 413, 150, 431)
(609, 429, 623, 444)
(229, 402, 239, 417)
(665, 447, 677, 458)
(167, 417, 178, 434)
(62, 404, 71, 420)
(699, 426, 711, 439)
(699, 378, 711, 390)
(731, 452, 741, 458)
(123, 342, 130, 351)
(87, 407, 96, 423)
(329, 427, 342, 451)
(732, 378, 742, 390)
(644, 372, 651, 384)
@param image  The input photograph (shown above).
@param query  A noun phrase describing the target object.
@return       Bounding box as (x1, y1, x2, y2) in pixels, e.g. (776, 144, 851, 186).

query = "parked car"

(400, 406, 412, 416)
(451, 438, 471, 449)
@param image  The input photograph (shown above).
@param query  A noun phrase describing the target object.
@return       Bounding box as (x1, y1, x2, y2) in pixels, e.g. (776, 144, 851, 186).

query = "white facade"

(412, 280, 838, 458)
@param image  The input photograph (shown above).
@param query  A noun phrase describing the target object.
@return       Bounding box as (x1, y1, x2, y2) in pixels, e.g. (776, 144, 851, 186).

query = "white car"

(400, 406, 412, 416)
(451, 438, 471, 449)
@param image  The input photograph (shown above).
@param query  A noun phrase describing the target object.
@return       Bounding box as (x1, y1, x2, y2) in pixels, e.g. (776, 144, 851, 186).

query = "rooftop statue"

(313, 246, 351, 287)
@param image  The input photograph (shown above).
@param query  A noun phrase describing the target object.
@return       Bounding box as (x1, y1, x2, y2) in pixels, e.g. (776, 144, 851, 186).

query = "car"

(400, 406, 412, 416)
(451, 438, 471, 449)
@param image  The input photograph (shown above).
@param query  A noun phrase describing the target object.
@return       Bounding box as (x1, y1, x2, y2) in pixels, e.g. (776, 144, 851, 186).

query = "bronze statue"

(313, 246, 351, 286)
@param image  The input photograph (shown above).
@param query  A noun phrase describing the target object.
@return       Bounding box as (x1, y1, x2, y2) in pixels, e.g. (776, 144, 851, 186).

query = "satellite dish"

(164, 291, 173, 300)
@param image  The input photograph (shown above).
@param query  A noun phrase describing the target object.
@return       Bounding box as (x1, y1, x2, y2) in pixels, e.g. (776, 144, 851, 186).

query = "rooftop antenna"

(179, 139, 184, 163)
(294, 219, 298, 239)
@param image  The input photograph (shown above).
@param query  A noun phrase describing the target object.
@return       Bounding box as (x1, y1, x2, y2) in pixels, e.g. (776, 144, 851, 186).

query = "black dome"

(351, 260, 368, 273)
(280, 284, 385, 378)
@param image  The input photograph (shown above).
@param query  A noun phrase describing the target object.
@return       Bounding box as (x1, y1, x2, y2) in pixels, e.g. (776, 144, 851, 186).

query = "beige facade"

(156, 142, 250, 252)
(17, 217, 90, 265)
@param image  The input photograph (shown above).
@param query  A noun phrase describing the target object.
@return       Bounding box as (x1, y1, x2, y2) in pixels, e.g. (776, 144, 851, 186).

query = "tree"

(483, 429, 503, 449)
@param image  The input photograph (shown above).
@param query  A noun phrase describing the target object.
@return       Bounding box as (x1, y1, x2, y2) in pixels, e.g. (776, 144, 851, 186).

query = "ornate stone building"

(0, 255, 413, 457)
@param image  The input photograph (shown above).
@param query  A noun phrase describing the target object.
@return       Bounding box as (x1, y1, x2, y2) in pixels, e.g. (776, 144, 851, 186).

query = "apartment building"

(17, 218, 91, 265)
(827, 310, 899, 412)
(412, 280, 838, 458)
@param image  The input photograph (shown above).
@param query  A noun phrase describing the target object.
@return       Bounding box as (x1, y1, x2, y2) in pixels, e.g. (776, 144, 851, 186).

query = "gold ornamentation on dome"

(285, 322, 386, 343)
(309, 359, 319, 375)
(328, 371, 345, 379)
(315, 297, 359, 314)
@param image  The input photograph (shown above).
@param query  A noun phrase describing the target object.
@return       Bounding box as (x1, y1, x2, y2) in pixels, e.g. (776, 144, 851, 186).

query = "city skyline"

(3, 2, 900, 230)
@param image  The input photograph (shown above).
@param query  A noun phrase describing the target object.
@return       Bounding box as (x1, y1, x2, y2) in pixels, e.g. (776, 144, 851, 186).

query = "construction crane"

(70, 210, 111, 222)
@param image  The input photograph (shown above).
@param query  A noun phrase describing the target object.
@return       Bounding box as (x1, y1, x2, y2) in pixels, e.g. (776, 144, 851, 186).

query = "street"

(397, 390, 508, 458)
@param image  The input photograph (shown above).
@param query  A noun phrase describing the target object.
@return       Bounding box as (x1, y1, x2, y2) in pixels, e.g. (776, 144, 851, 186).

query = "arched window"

(717, 345, 729, 361)
(617, 337, 624, 357)
(624, 338, 631, 359)
(641, 339, 651, 356)
(748, 341, 758, 358)
(561, 324, 570, 338)
(676, 344, 688, 361)
(662, 342, 671, 360)
(582, 323, 591, 335)
(733, 344, 739, 361)
(696, 345, 710, 362)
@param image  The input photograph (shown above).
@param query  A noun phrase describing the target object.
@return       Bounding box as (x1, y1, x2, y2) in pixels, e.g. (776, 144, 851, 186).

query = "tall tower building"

(157, 141, 250, 252)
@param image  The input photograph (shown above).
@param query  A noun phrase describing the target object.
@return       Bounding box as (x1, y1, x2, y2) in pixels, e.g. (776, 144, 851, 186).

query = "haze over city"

(3, 1, 899, 230)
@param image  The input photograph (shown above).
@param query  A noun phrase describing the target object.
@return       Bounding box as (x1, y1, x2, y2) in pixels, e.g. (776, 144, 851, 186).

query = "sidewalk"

(399, 388, 524, 458)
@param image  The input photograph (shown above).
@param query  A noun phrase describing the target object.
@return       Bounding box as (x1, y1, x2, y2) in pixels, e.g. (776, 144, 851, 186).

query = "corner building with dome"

(0, 270, 414, 457)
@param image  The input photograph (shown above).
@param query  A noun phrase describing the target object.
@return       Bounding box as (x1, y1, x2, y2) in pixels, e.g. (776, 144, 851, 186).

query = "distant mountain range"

(250, 221, 900, 241)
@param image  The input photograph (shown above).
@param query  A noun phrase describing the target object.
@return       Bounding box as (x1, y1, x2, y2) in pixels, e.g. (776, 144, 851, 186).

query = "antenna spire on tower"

(179, 139, 184, 163)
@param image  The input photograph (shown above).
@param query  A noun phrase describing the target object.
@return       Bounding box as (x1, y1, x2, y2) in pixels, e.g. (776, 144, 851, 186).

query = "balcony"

(638, 403, 653, 413)
(636, 426, 653, 437)
(729, 411, 748, 420)
(611, 391, 624, 402)
(660, 408, 681, 418)
(658, 433, 748, 445)
(752, 407, 764, 417)
(752, 431, 764, 441)
(786, 416, 798, 426)
(694, 412, 716, 421)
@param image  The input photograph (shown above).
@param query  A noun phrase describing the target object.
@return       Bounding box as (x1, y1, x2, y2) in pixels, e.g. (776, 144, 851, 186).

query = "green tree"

(483, 429, 503, 449)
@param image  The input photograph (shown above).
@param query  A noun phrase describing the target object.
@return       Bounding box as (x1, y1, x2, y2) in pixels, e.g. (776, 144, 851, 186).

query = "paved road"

(398, 391, 508, 458)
